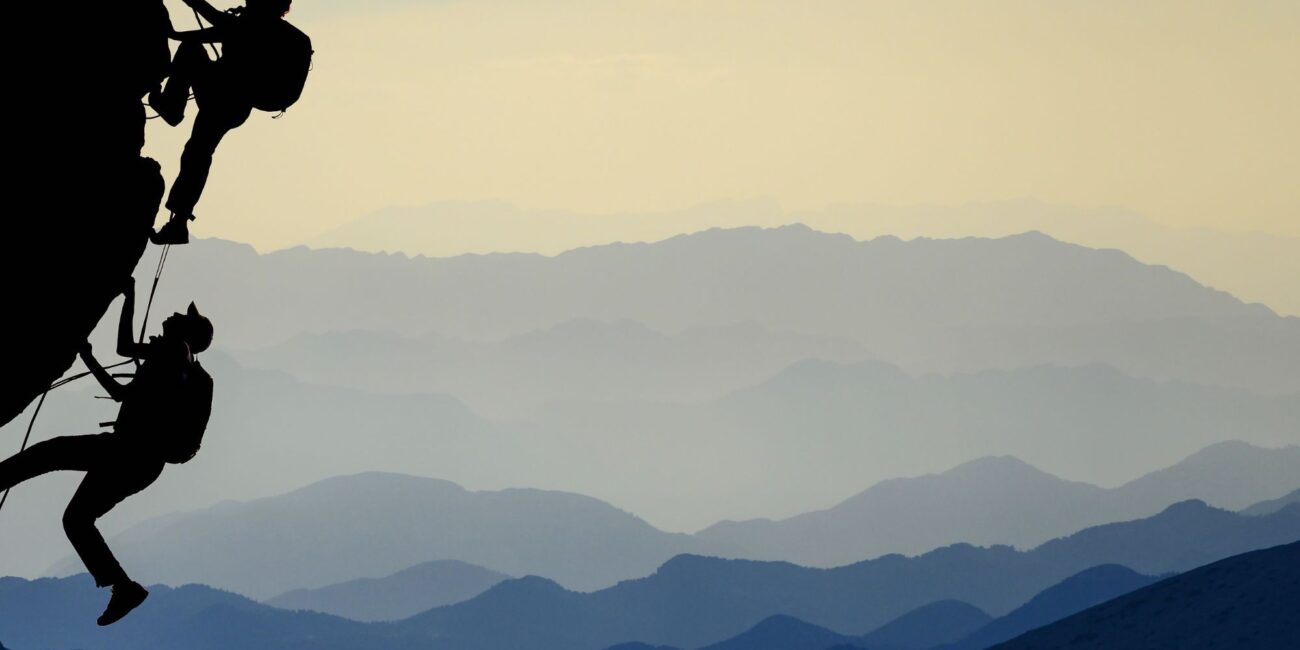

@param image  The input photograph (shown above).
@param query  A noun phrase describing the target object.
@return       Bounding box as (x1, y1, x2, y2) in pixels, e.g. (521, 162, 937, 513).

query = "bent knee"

(62, 505, 99, 533)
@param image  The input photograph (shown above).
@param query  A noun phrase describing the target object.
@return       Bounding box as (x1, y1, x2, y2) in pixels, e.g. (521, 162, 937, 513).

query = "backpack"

(158, 360, 214, 464)
(239, 20, 314, 113)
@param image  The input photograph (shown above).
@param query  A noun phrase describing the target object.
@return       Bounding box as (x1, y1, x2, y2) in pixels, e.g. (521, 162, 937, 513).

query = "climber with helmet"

(0, 279, 214, 626)
(149, 0, 312, 245)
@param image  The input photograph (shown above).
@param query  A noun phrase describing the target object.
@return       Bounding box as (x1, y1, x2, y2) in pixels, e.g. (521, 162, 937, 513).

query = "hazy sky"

(149, 0, 1298, 250)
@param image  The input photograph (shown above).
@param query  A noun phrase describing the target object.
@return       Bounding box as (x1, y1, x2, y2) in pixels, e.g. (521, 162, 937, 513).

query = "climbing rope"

(0, 244, 173, 514)
(194, 8, 223, 61)
(140, 244, 172, 349)
(0, 392, 45, 513)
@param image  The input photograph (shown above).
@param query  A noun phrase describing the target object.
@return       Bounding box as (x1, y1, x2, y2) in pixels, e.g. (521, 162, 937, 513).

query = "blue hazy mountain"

(698, 615, 856, 650)
(1030, 500, 1297, 576)
(47, 472, 720, 600)
(942, 565, 1158, 650)
(7, 505, 1297, 650)
(860, 600, 991, 649)
(649, 601, 989, 650)
(0, 575, 431, 650)
(696, 440, 1300, 566)
(992, 541, 1300, 649)
(266, 560, 511, 621)
(141, 228, 1298, 395)
(1241, 487, 1300, 516)
(389, 502, 1299, 649)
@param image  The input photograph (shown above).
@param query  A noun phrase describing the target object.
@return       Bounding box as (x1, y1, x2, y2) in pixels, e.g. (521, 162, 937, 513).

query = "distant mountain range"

(307, 199, 1300, 318)
(507, 360, 1299, 530)
(228, 326, 1300, 526)
(11, 338, 1292, 580)
(266, 560, 510, 621)
(48, 472, 717, 599)
(5, 224, 1288, 575)
(388, 500, 1300, 649)
(1241, 488, 1300, 516)
(698, 441, 1300, 566)
(594, 564, 1173, 650)
(42, 443, 1299, 601)
(236, 320, 874, 418)
(138, 227, 1298, 394)
(8, 503, 1296, 650)
(992, 541, 1300, 649)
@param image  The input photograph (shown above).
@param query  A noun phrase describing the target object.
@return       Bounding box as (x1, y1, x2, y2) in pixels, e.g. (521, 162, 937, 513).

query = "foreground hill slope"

(992, 541, 1300, 650)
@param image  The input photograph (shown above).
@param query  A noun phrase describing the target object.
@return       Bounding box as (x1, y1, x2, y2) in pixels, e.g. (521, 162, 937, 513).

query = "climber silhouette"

(0, 279, 214, 626)
(150, 0, 312, 245)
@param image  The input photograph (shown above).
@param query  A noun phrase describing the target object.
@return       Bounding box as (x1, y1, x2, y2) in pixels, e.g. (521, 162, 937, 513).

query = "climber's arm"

(116, 278, 149, 360)
(180, 0, 234, 27)
(79, 344, 130, 402)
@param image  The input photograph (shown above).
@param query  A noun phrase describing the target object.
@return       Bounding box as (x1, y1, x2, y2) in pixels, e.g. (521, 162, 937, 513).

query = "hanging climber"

(149, 0, 313, 245)
(0, 279, 214, 626)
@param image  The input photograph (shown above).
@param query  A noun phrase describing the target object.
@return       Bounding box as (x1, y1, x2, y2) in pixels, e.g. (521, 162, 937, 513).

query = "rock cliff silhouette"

(3, 4, 169, 426)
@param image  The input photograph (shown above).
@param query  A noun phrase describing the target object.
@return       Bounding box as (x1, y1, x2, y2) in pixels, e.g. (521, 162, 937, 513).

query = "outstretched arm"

(181, 0, 234, 27)
(116, 279, 150, 359)
(79, 344, 130, 402)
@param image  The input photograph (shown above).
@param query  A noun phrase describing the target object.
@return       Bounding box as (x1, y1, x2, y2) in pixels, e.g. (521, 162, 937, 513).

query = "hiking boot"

(97, 580, 148, 626)
(151, 214, 192, 245)
(148, 87, 186, 127)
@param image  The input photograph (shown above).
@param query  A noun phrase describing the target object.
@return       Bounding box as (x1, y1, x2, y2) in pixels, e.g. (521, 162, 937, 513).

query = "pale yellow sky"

(147, 0, 1299, 250)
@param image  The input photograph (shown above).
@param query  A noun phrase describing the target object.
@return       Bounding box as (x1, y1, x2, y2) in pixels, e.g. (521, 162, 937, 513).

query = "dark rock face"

(3, 3, 169, 426)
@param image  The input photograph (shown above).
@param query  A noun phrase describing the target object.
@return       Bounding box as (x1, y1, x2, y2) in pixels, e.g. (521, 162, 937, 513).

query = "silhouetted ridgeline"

(1241, 487, 1300, 516)
(698, 615, 859, 650)
(307, 199, 1300, 318)
(266, 560, 510, 622)
(137, 229, 1299, 394)
(859, 600, 991, 649)
(991, 541, 1300, 650)
(699, 441, 1300, 566)
(940, 565, 1158, 650)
